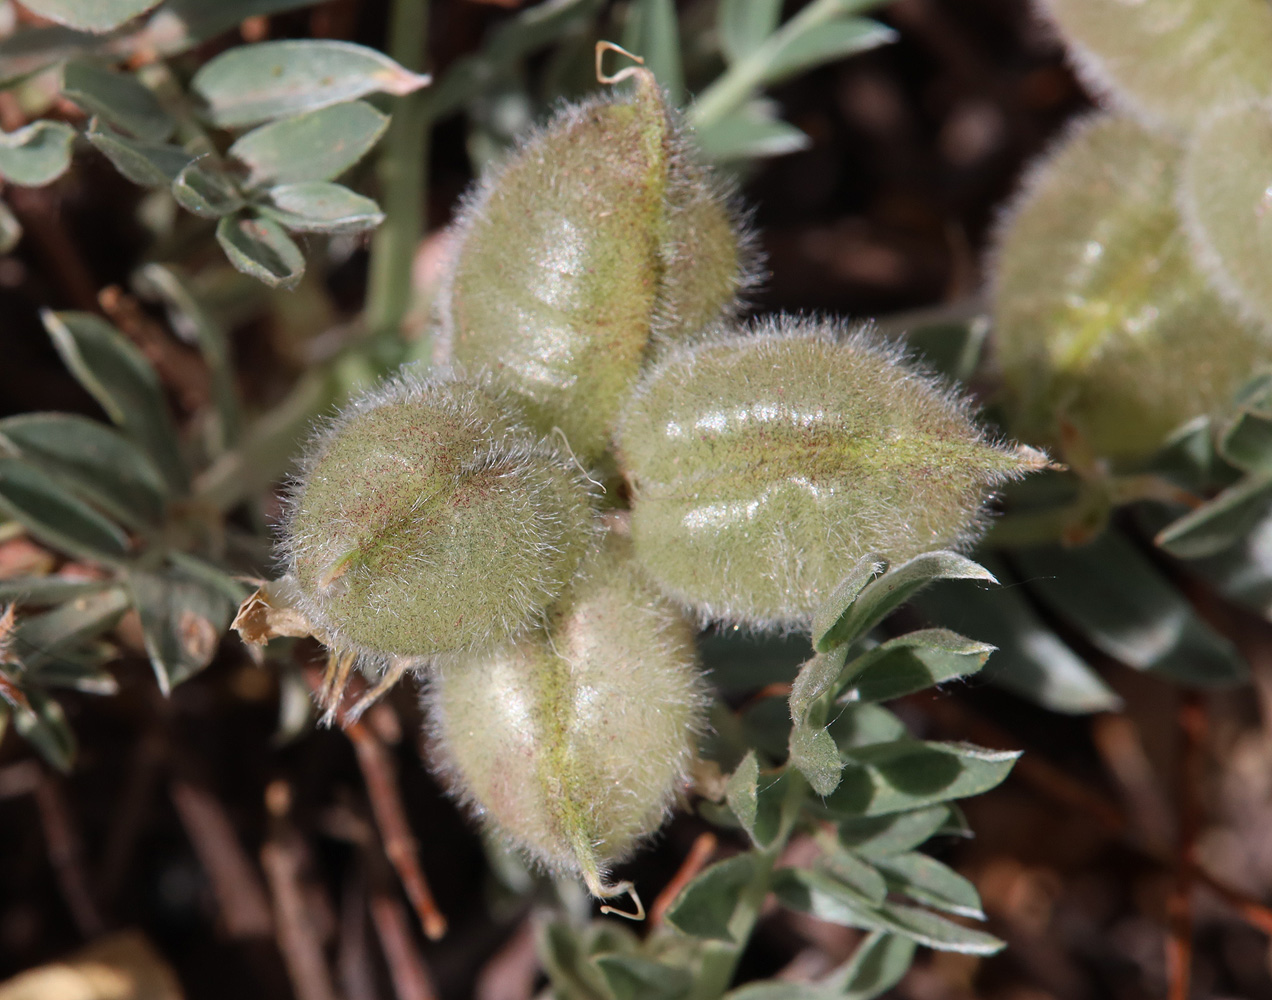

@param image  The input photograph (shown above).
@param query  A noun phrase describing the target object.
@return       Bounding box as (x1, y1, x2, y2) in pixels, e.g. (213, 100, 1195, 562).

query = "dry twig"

(171, 777, 273, 939)
(304, 666, 448, 940)
(261, 780, 340, 1000)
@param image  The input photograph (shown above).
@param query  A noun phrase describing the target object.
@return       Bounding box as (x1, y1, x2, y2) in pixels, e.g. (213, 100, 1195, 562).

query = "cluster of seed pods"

(992, 0, 1272, 466)
(281, 58, 1042, 909)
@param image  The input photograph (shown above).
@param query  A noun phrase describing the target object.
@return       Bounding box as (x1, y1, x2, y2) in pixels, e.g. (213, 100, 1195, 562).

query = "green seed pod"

(1179, 101, 1272, 331)
(427, 537, 706, 906)
(438, 69, 757, 462)
(613, 317, 1041, 627)
(1038, 0, 1272, 132)
(991, 113, 1272, 464)
(283, 373, 599, 662)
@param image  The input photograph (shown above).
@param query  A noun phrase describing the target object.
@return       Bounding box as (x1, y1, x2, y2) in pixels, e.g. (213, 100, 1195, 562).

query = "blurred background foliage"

(1, 1, 1272, 999)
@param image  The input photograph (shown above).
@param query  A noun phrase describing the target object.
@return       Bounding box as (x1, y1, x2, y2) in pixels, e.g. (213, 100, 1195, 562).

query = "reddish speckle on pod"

(990, 113, 1272, 465)
(437, 64, 758, 463)
(281, 373, 599, 662)
(613, 316, 1044, 627)
(426, 535, 706, 909)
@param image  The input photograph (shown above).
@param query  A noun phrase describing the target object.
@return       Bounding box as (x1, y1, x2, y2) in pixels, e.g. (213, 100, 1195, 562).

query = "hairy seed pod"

(1037, 0, 1272, 132)
(282, 373, 598, 661)
(1179, 101, 1272, 332)
(613, 316, 1042, 628)
(991, 114, 1272, 464)
(437, 69, 757, 462)
(427, 537, 706, 904)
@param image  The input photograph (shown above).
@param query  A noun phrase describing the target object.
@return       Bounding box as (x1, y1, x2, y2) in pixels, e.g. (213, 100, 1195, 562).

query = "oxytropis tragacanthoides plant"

(236, 49, 1048, 923)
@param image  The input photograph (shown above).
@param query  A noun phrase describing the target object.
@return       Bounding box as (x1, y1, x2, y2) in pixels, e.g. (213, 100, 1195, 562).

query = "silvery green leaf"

(718, 0, 784, 64)
(760, 17, 895, 86)
(827, 703, 907, 750)
(912, 558, 1121, 715)
(86, 121, 192, 186)
(0, 412, 168, 529)
(0, 26, 99, 88)
(874, 852, 985, 919)
(62, 59, 173, 141)
(1156, 473, 1272, 559)
(694, 102, 811, 162)
(127, 561, 241, 694)
(192, 40, 430, 128)
(12, 589, 130, 669)
(591, 955, 690, 1000)
(724, 750, 760, 840)
(826, 740, 1019, 818)
(21, 0, 161, 32)
(12, 689, 76, 772)
(621, 0, 685, 107)
(773, 868, 1004, 954)
(262, 182, 384, 234)
(817, 849, 887, 905)
(0, 200, 21, 253)
(846, 629, 994, 703)
(790, 646, 848, 724)
(0, 459, 129, 562)
(835, 931, 916, 1000)
(821, 551, 996, 653)
(42, 310, 187, 490)
(0, 576, 116, 604)
(0, 121, 75, 186)
(215, 213, 305, 290)
(1017, 531, 1248, 686)
(228, 101, 389, 187)
(790, 723, 843, 795)
(664, 853, 761, 942)
(837, 806, 953, 859)
(172, 160, 244, 218)
(813, 554, 888, 651)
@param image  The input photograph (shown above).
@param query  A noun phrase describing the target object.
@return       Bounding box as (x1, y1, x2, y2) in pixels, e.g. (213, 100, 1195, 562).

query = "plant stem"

(364, 0, 431, 367)
(689, 0, 874, 131)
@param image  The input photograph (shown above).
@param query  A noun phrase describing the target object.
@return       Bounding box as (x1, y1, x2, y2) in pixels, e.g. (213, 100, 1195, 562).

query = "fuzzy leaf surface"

(846, 629, 993, 703)
(912, 561, 1120, 714)
(819, 551, 995, 652)
(825, 740, 1019, 818)
(718, 0, 784, 63)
